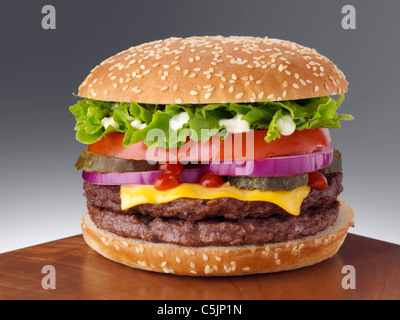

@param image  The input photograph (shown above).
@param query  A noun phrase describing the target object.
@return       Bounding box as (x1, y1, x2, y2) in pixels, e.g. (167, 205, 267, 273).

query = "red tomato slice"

(88, 129, 331, 162)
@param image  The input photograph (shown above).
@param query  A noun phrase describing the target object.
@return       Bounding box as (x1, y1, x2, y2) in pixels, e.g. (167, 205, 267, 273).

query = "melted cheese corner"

(120, 183, 310, 216)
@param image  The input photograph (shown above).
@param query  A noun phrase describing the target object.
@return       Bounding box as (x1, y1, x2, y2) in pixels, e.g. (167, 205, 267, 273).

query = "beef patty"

(83, 172, 343, 246)
(88, 201, 340, 246)
(84, 173, 342, 221)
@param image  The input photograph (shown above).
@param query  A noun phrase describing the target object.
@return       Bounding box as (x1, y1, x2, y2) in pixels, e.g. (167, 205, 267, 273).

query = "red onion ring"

(82, 168, 205, 185)
(201, 145, 333, 177)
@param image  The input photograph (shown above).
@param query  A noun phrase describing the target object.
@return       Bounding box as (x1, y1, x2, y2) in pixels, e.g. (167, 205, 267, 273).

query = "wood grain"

(0, 233, 399, 300)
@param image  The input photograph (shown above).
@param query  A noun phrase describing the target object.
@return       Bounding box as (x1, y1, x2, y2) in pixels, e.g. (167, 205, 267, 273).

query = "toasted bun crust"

(78, 36, 348, 104)
(81, 200, 354, 276)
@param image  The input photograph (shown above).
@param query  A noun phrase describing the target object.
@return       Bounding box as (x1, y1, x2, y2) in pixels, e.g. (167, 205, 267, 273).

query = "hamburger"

(70, 36, 355, 276)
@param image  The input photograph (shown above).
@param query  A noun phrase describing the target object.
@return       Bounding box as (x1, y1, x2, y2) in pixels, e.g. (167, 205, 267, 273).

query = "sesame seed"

(229, 86, 234, 93)
(190, 90, 198, 95)
(163, 267, 172, 274)
(314, 85, 319, 92)
(258, 92, 264, 99)
(175, 99, 183, 103)
(204, 92, 212, 99)
(203, 254, 208, 261)
(293, 83, 300, 89)
(204, 265, 213, 274)
(236, 92, 244, 99)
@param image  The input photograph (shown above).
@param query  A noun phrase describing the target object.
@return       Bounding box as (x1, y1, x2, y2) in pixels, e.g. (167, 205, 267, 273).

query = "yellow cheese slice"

(120, 183, 310, 216)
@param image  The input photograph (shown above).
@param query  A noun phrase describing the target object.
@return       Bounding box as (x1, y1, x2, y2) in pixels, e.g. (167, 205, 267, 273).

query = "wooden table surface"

(0, 233, 399, 300)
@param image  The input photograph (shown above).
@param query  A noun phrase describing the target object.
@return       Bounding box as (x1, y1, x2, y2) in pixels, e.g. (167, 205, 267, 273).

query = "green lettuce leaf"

(69, 95, 353, 148)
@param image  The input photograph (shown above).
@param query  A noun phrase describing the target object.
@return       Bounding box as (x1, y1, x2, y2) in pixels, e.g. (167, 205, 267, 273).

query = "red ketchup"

(307, 171, 328, 190)
(200, 172, 225, 188)
(154, 162, 184, 191)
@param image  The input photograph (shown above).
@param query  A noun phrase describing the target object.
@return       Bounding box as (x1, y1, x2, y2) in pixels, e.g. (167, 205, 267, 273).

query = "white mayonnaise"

(101, 116, 119, 130)
(169, 112, 190, 131)
(131, 119, 147, 130)
(276, 115, 296, 136)
(218, 114, 250, 133)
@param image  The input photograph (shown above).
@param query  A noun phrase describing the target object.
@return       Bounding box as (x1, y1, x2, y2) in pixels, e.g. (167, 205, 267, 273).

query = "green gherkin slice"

(228, 150, 342, 192)
(318, 149, 342, 175)
(75, 150, 158, 173)
(228, 174, 309, 192)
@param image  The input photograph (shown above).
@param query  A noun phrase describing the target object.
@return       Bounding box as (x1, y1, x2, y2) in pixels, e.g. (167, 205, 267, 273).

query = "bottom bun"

(81, 200, 354, 276)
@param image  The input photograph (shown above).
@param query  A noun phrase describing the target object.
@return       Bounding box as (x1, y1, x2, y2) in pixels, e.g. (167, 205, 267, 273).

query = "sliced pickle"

(228, 174, 309, 192)
(75, 150, 158, 172)
(318, 149, 342, 175)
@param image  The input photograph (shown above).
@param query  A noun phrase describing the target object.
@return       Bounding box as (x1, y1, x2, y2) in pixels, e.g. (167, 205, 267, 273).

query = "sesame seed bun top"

(78, 36, 348, 104)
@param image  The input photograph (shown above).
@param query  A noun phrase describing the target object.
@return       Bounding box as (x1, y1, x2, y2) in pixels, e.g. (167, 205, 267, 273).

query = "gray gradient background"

(0, 0, 399, 253)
